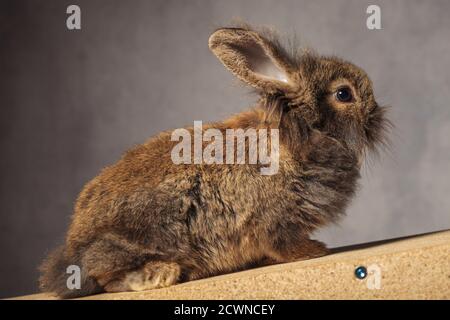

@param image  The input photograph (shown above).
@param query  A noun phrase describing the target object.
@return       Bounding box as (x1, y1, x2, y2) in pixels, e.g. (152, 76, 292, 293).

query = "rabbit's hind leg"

(79, 233, 180, 295)
(103, 261, 181, 293)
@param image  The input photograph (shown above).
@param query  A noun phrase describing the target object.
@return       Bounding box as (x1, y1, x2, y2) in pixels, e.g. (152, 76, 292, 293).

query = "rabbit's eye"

(335, 86, 353, 102)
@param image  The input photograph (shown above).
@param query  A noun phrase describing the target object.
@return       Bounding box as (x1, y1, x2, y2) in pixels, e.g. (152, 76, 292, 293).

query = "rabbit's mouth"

(357, 153, 365, 169)
(363, 104, 391, 153)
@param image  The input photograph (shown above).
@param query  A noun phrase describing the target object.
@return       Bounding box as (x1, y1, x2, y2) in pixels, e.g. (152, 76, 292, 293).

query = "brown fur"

(39, 25, 389, 298)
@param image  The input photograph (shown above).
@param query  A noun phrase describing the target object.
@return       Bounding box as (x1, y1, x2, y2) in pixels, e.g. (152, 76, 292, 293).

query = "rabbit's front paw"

(268, 237, 330, 263)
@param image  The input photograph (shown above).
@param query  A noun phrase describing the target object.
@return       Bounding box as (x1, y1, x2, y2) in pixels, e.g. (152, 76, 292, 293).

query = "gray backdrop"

(1, 0, 449, 298)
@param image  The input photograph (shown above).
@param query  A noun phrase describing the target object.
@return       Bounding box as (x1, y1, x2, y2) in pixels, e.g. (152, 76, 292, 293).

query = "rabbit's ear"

(209, 28, 296, 93)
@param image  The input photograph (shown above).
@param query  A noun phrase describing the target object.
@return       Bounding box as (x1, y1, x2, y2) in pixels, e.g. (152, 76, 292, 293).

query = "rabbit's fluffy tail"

(39, 245, 102, 299)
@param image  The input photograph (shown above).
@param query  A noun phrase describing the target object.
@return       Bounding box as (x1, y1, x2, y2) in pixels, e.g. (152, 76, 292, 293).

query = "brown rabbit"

(39, 25, 389, 298)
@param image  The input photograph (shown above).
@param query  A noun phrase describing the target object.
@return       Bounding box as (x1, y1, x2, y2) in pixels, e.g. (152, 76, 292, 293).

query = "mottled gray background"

(1, 0, 449, 298)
